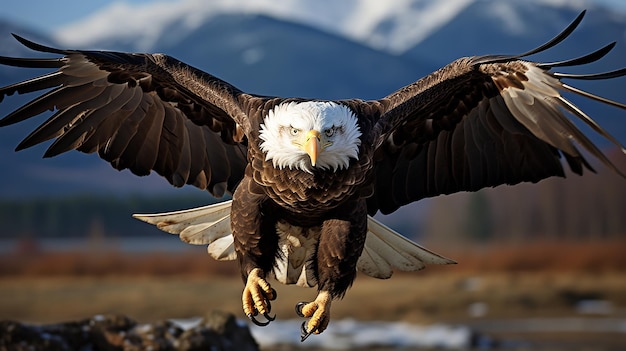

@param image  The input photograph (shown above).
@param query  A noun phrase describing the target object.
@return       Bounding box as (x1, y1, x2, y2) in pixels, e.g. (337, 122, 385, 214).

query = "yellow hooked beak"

(304, 130, 321, 166)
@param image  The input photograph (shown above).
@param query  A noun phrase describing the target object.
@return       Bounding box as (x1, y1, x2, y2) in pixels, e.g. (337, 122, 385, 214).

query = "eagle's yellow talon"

(243, 268, 276, 326)
(296, 290, 332, 341)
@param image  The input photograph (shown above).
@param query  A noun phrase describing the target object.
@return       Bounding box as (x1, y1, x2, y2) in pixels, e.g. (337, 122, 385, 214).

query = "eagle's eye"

(290, 127, 300, 136)
(324, 127, 335, 138)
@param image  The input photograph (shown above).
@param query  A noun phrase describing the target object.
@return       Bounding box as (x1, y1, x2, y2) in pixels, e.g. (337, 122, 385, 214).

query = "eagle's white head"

(259, 101, 362, 174)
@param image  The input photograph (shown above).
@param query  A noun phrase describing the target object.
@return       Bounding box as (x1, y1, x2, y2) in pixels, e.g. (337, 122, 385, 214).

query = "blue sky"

(0, 0, 156, 31)
(1, 0, 626, 33)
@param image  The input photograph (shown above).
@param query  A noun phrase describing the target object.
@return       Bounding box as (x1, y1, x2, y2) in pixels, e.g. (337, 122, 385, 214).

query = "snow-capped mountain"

(53, 0, 602, 54)
(54, 0, 477, 54)
(404, 1, 626, 64)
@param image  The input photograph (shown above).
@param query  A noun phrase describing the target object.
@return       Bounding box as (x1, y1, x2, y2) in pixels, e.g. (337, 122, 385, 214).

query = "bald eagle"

(1, 11, 625, 341)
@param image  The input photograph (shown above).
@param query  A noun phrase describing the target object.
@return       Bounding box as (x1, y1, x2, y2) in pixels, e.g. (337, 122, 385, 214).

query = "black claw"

(300, 320, 319, 342)
(268, 288, 277, 301)
(248, 312, 273, 327)
(295, 301, 307, 317)
(300, 321, 313, 342)
(247, 288, 277, 327)
(263, 312, 276, 322)
(260, 287, 277, 301)
(266, 298, 272, 313)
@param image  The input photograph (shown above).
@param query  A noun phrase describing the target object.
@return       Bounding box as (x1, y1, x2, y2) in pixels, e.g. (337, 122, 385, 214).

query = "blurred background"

(1, 0, 626, 350)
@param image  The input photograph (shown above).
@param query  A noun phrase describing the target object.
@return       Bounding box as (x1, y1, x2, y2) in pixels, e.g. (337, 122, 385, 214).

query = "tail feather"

(133, 201, 236, 261)
(357, 216, 456, 279)
(358, 245, 392, 278)
(133, 201, 455, 276)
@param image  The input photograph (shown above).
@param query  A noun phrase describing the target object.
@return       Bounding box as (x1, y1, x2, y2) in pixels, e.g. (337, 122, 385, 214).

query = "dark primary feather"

(0, 36, 251, 197)
(367, 11, 626, 215)
(535, 41, 616, 68)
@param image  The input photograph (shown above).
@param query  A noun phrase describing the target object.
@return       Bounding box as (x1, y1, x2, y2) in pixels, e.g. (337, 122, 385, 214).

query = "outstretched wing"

(368, 11, 626, 215)
(0, 35, 254, 197)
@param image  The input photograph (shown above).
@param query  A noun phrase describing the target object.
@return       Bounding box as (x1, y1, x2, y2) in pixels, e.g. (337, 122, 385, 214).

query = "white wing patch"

(133, 201, 455, 283)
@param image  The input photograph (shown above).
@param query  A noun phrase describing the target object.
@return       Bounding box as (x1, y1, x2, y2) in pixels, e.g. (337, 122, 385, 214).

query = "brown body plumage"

(1, 11, 625, 341)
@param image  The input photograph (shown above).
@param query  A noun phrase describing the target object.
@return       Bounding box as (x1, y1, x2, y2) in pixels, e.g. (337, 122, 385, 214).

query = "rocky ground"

(0, 311, 258, 351)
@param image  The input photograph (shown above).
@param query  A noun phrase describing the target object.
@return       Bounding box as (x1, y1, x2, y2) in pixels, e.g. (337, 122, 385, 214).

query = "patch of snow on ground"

(168, 317, 474, 349)
(249, 318, 472, 349)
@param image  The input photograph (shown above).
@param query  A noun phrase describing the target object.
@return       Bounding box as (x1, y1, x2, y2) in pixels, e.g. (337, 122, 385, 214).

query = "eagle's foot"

(295, 290, 332, 342)
(242, 268, 277, 327)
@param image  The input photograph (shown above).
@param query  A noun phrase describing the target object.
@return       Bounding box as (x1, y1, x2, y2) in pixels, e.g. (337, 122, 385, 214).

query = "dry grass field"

(1, 240, 626, 349)
(2, 271, 625, 324)
(1, 240, 625, 322)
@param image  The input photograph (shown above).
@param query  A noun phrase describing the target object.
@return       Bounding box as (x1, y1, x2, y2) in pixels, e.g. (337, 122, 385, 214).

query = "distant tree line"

(0, 194, 218, 239)
(424, 151, 626, 245)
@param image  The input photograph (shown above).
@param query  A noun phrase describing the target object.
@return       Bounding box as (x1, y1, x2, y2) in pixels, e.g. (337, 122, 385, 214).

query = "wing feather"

(15, 84, 109, 150)
(82, 86, 144, 154)
(128, 94, 165, 175)
(152, 102, 184, 185)
(369, 11, 626, 215)
(185, 119, 210, 190)
(0, 38, 253, 196)
(202, 127, 231, 196)
(101, 105, 145, 165)
(170, 117, 192, 187)
(45, 85, 133, 157)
